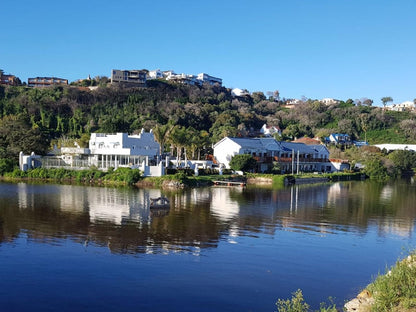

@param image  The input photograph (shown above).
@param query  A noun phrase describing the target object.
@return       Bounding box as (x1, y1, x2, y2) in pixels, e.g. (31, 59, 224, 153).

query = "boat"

(150, 196, 170, 209)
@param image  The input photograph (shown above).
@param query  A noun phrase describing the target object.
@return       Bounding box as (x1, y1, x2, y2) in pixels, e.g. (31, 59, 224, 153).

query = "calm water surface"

(0, 180, 415, 311)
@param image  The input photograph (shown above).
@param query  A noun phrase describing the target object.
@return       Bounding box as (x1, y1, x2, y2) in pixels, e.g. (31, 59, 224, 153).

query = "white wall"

(213, 138, 242, 168)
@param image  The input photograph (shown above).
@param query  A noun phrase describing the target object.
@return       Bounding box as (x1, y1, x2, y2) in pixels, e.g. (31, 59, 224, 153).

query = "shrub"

(0, 158, 16, 175)
(276, 289, 310, 312)
(229, 154, 257, 172)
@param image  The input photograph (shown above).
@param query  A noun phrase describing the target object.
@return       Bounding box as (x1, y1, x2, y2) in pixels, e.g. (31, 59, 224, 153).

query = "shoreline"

(0, 172, 365, 189)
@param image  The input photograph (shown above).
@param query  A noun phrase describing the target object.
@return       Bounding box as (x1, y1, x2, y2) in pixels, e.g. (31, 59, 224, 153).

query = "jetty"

(213, 180, 246, 187)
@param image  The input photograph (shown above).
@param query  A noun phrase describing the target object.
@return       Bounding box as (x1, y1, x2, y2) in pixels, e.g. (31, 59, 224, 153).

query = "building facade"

(196, 73, 222, 86)
(111, 70, 147, 85)
(20, 130, 165, 176)
(0, 74, 19, 86)
(28, 77, 68, 87)
(213, 137, 343, 173)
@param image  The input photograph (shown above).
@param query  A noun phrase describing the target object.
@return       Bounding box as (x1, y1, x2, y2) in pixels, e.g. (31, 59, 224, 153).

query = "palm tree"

(168, 125, 188, 167)
(153, 122, 174, 155)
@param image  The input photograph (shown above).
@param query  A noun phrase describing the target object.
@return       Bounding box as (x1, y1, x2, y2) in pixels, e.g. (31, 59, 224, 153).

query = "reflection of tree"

(1, 181, 416, 253)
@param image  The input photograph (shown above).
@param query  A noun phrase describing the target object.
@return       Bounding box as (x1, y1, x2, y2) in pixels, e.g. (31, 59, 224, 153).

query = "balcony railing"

(253, 156, 329, 163)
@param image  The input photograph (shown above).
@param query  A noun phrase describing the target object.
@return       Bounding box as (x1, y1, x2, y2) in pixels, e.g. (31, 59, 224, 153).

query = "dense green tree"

(0, 115, 50, 160)
(229, 154, 257, 172)
(388, 150, 416, 175)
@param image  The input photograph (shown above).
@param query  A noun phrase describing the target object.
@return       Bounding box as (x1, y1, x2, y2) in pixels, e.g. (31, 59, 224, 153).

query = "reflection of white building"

(210, 188, 240, 221)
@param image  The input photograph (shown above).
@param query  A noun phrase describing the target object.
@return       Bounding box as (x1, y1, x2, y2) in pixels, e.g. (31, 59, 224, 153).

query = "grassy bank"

(276, 251, 416, 312)
(1, 167, 142, 187)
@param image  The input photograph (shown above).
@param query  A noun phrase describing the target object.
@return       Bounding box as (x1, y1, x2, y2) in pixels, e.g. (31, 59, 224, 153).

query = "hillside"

(1, 81, 415, 161)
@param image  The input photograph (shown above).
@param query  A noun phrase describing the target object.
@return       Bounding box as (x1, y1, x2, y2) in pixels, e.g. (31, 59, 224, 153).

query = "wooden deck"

(213, 180, 246, 187)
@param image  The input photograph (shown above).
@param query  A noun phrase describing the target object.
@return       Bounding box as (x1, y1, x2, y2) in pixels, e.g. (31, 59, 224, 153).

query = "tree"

(388, 150, 416, 175)
(153, 122, 174, 155)
(229, 154, 257, 172)
(381, 96, 393, 109)
(363, 98, 373, 106)
(0, 115, 50, 160)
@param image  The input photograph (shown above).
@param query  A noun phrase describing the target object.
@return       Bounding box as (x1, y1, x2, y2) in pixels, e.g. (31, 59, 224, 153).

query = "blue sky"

(2, 0, 415, 105)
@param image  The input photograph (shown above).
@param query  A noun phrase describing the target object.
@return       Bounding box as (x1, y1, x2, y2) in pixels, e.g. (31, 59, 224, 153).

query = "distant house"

(28, 77, 68, 87)
(284, 99, 302, 107)
(328, 133, 351, 145)
(320, 98, 340, 106)
(260, 124, 281, 137)
(386, 101, 415, 112)
(0, 73, 19, 86)
(111, 69, 147, 86)
(166, 73, 198, 85)
(231, 88, 249, 97)
(213, 137, 344, 173)
(147, 69, 164, 80)
(196, 73, 222, 86)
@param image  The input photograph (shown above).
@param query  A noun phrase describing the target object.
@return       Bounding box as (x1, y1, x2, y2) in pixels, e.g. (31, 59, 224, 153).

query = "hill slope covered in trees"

(1, 81, 415, 162)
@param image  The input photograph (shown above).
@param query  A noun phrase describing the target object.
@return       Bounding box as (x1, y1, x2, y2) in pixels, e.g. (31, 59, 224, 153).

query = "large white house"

(213, 137, 345, 173)
(20, 130, 165, 176)
(88, 130, 161, 169)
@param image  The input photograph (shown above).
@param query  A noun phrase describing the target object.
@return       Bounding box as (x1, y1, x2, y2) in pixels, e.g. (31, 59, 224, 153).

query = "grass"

(366, 253, 416, 311)
(276, 289, 337, 312)
(276, 252, 416, 312)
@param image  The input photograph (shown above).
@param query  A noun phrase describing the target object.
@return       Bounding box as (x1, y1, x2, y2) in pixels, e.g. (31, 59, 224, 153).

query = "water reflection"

(1, 180, 415, 255)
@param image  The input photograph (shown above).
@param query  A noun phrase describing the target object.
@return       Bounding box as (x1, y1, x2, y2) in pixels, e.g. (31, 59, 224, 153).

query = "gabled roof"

(280, 142, 317, 154)
(214, 137, 284, 151)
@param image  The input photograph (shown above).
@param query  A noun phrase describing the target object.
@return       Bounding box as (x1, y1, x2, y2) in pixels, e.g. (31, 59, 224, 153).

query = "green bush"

(276, 289, 310, 312)
(229, 154, 257, 172)
(105, 167, 142, 184)
(0, 158, 16, 175)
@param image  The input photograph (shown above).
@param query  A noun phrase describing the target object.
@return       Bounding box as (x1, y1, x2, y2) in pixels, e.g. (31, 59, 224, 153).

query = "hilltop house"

(111, 69, 147, 86)
(260, 124, 281, 137)
(328, 133, 352, 145)
(213, 137, 346, 173)
(28, 77, 68, 87)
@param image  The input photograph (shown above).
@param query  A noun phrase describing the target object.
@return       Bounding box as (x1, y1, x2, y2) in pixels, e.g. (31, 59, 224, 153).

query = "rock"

(344, 289, 374, 312)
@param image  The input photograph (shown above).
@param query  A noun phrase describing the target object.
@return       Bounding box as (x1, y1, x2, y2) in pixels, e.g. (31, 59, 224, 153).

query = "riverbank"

(344, 252, 416, 312)
(277, 252, 416, 312)
(1, 168, 364, 189)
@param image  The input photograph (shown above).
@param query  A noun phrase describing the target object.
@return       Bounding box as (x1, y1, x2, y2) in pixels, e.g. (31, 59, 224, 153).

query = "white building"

(231, 88, 249, 97)
(20, 130, 165, 176)
(320, 98, 340, 106)
(386, 101, 416, 112)
(166, 73, 198, 85)
(196, 73, 222, 86)
(374, 144, 416, 152)
(260, 124, 281, 137)
(213, 137, 338, 173)
(88, 130, 161, 170)
(147, 69, 164, 80)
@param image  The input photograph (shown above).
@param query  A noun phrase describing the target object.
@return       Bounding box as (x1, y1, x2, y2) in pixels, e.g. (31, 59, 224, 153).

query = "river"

(0, 179, 415, 311)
